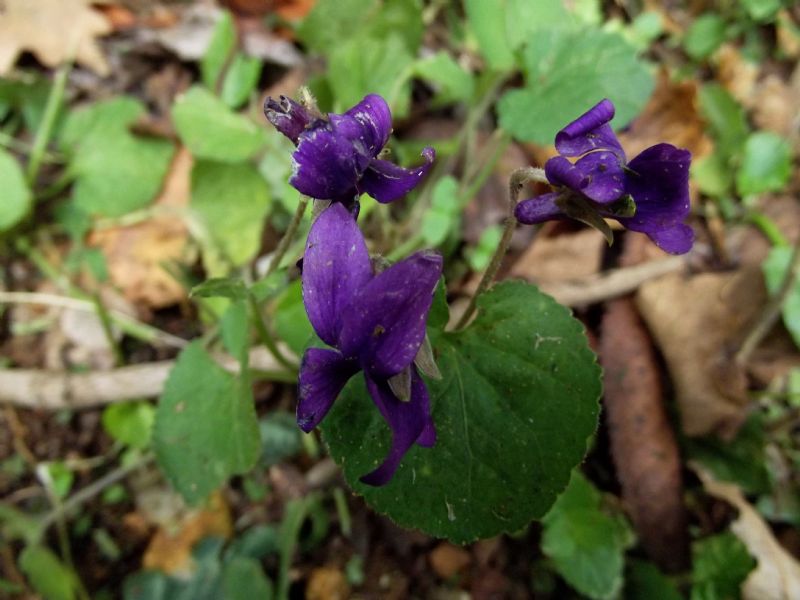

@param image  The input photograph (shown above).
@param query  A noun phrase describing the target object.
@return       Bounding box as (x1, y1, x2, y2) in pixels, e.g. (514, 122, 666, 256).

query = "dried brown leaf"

(306, 566, 350, 600)
(0, 0, 112, 75)
(429, 543, 472, 580)
(511, 229, 604, 284)
(636, 269, 764, 437)
(695, 465, 800, 600)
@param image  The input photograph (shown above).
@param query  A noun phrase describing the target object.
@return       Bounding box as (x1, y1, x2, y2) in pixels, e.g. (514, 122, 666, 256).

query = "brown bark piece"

(601, 297, 689, 571)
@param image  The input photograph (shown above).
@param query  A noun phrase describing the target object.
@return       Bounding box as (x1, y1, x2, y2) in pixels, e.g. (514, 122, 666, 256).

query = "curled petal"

(616, 144, 693, 254)
(290, 126, 363, 200)
(264, 96, 313, 145)
(302, 203, 373, 347)
(545, 156, 589, 192)
(344, 94, 393, 157)
(514, 192, 565, 225)
(572, 151, 626, 203)
(360, 370, 432, 486)
(359, 147, 436, 203)
(554, 99, 625, 160)
(339, 251, 443, 377)
(297, 348, 359, 432)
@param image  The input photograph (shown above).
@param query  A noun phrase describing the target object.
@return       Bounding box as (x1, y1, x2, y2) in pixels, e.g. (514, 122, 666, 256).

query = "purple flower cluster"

(515, 99, 694, 255)
(265, 94, 434, 214)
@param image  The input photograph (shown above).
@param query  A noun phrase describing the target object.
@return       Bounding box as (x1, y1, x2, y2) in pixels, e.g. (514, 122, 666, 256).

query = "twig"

(537, 255, 687, 306)
(0, 347, 294, 409)
(735, 238, 800, 366)
(454, 167, 546, 330)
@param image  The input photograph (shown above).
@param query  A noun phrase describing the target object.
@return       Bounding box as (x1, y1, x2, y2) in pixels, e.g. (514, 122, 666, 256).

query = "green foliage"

(740, 0, 782, 23)
(698, 85, 748, 153)
(498, 28, 653, 144)
(322, 281, 601, 542)
(19, 545, 80, 600)
(153, 342, 259, 504)
(625, 560, 683, 600)
(60, 97, 174, 216)
(221, 300, 249, 361)
(0, 148, 31, 231)
(43, 461, 74, 499)
(102, 402, 156, 449)
(413, 52, 475, 105)
(191, 277, 249, 301)
(763, 246, 800, 349)
(190, 161, 271, 270)
(691, 531, 755, 600)
(684, 14, 727, 60)
(259, 411, 303, 467)
(201, 12, 236, 90)
(220, 55, 262, 109)
(421, 175, 461, 246)
(735, 132, 792, 196)
(542, 471, 634, 600)
(222, 557, 274, 600)
(467, 225, 503, 272)
(273, 280, 313, 356)
(173, 87, 264, 162)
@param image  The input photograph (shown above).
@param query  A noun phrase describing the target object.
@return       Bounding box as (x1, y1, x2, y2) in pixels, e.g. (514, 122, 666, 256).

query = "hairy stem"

(454, 167, 547, 330)
(266, 195, 310, 276)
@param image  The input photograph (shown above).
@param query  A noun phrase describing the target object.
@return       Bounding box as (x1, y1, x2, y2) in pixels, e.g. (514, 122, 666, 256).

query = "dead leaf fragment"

(511, 229, 604, 284)
(0, 0, 112, 75)
(601, 297, 688, 571)
(636, 269, 764, 437)
(88, 147, 192, 309)
(695, 465, 800, 600)
(306, 566, 350, 600)
(429, 543, 471, 580)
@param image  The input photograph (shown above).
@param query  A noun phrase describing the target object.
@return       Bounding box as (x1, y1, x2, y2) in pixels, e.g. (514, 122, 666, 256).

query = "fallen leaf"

(429, 543, 472, 580)
(511, 228, 604, 284)
(88, 147, 193, 309)
(142, 490, 232, 576)
(601, 296, 688, 571)
(306, 566, 350, 600)
(750, 75, 800, 139)
(715, 44, 760, 106)
(694, 465, 800, 600)
(636, 269, 764, 437)
(0, 0, 112, 75)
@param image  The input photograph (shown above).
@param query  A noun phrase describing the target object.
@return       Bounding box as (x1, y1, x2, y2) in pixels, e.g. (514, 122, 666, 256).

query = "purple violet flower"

(514, 99, 694, 255)
(264, 94, 435, 212)
(298, 203, 442, 486)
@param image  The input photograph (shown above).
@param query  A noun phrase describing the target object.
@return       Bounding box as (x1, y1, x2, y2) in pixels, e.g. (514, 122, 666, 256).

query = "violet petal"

(514, 192, 565, 225)
(360, 371, 429, 486)
(616, 143, 693, 254)
(344, 94, 393, 157)
(554, 99, 625, 160)
(264, 95, 313, 145)
(359, 147, 436, 203)
(338, 250, 443, 378)
(290, 126, 362, 200)
(645, 223, 695, 255)
(572, 151, 626, 203)
(302, 203, 373, 347)
(297, 348, 359, 432)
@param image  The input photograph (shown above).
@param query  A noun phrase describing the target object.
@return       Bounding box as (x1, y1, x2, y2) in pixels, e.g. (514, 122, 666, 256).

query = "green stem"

(747, 212, 789, 247)
(26, 64, 70, 185)
(248, 293, 298, 372)
(453, 167, 547, 330)
(92, 292, 124, 366)
(266, 195, 310, 276)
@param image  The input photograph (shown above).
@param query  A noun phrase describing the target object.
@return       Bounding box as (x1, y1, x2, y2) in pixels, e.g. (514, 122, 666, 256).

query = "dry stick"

(454, 167, 547, 330)
(735, 238, 800, 366)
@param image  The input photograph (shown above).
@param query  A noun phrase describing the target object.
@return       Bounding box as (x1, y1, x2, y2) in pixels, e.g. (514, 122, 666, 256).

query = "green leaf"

(692, 152, 733, 197)
(421, 175, 460, 246)
(740, 0, 782, 23)
(297, 0, 423, 57)
(683, 13, 727, 60)
(19, 545, 79, 600)
(221, 300, 249, 362)
(154, 342, 259, 504)
(191, 277, 249, 301)
(542, 471, 634, 600)
(202, 12, 236, 90)
(504, 0, 572, 50)
(222, 557, 274, 600)
(625, 560, 683, 600)
(763, 246, 800, 349)
(413, 52, 475, 105)
(464, 0, 514, 70)
(698, 84, 748, 153)
(0, 148, 32, 231)
(467, 225, 503, 272)
(259, 411, 303, 467)
(43, 462, 74, 499)
(190, 161, 271, 268)
(221, 55, 262, 109)
(327, 34, 414, 117)
(273, 280, 314, 356)
(173, 87, 264, 163)
(686, 415, 770, 495)
(691, 531, 755, 600)
(60, 97, 174, 217)
(497, 28, 653, 144)
(102, 402, 156, 449)
(735, 132, 792, 196)
(322, 281, 601, 542)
